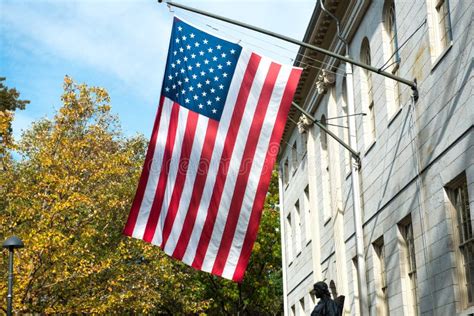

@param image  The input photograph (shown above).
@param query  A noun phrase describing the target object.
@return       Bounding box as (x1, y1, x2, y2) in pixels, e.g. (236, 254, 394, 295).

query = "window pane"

(450, 175, 473, 305)
(463, 241, 474, 302)
(402, 220, 418, 315)
(435, 0, 451, 51)
(387, 2, 400, 64)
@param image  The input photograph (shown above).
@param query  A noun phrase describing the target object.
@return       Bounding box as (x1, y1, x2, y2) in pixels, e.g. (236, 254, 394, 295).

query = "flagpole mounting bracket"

(411, 78, 419, 102)
(291, 102, 360, 162)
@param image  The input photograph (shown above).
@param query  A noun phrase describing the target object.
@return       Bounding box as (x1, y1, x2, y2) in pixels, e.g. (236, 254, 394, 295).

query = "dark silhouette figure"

(310, 281, 344, 316)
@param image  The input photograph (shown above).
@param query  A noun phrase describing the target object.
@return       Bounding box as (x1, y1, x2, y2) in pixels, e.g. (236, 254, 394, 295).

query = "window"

(383, 0, 401, 116)
(301, 131, 308, 161)
(373, 237, 389, 315)
(291, 140, 298, 174)
(304, 185, 312, 241)
(360, 38, 376, 146)
(295, 200, 302, 252)
(299, 297, 305, 315)
(427, 0, 453, 62)
(341, 77, 351, 173)
(384, 0, 400, 67)
(434, 0, 452, 56)
(286, 213, 293, 262)
(447, 173, 473, 306)
(399, 216, 418, 315)
(283, 159, 289, 186)
(320, 115, 332, 222)
(321, 115, 329, 151)
(310, 292, 316, 308)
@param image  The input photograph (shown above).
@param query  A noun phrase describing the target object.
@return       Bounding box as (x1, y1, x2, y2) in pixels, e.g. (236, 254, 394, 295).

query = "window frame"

(304, 185, 312, 242)
(446, 173, 474, 309)
(427, 0, 453, 66)
(299, 297, 305, 315)
(383, 0, 402, 118)
(360, 38, 376, 148)
(294, 200, 302, 253)
(291, 140, 298, 176)
(383, 0, 401, 72)
(283, 158, 289, 186)
(373, 237, 389, 315)
(320, 114, 332, 223)
(286, 212, 293, 264)
(399, 216, 419, 315)
(340, 77, 352, 175)
(435, 0, 453, 51)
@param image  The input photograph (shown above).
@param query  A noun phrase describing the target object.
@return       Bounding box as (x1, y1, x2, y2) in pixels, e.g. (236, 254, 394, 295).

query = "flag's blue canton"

(162, 18, 242, 121)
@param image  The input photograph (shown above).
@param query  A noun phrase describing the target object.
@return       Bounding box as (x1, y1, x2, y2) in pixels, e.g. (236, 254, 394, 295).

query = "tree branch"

(207, 275, 231, 316)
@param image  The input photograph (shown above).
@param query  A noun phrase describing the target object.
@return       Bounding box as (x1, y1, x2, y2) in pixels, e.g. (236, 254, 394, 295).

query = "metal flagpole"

(158, 0, 418, 94)
(345, 59, 369, 315)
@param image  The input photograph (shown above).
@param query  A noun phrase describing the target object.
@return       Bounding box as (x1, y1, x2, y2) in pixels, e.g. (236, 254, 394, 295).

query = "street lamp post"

(3, 236, 24, 316)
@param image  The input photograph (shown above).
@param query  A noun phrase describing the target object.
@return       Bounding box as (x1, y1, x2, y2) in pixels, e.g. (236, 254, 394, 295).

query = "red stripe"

(172, 119, 219, 260)
(124, 96, 165, 236)
(160, 110, 199, 249)
(191, 53, 262, 270)
(142, 102, 181, 242)
(211, 62, 281, 276)
(233, 68, 302, 282)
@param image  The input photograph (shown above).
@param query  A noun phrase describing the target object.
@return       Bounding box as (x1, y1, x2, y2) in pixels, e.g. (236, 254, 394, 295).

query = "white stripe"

(201, 58, 272, 273)
(221, 64, 292, 279)
(163, 114, 209, 255)
(151, 105, 189, 246)
(132, 98, 173, 239)
(181, 49, 252, 265)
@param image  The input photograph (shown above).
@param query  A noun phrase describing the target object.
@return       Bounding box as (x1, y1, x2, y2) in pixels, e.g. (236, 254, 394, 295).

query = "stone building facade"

(278, 0, 472, 315)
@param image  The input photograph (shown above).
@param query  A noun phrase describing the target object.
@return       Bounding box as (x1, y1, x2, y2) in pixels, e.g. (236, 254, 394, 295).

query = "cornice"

(279, 0, 372, 157)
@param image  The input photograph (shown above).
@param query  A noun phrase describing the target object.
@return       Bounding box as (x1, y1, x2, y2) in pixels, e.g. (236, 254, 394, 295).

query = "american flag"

(124, 17, 301, 281)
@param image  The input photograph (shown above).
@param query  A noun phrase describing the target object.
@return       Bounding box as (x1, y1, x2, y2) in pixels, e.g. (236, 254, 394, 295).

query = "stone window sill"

(364, 139, 376, 156)
(431, 42, 453, 72)
(387, 106, 403, 127)
(323, 215, 331, 226)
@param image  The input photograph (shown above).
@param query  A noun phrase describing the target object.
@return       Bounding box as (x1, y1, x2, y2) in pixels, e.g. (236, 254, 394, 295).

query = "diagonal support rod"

(291, 102, 360, 162)
(158, 0, 418, 91)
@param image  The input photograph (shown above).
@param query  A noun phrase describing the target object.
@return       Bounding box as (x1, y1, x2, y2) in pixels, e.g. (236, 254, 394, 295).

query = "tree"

(194, 169, 283, 315)
(1, 76, 283, 314)
(0, 77, 209, 313)
(0, 77, 30, 168)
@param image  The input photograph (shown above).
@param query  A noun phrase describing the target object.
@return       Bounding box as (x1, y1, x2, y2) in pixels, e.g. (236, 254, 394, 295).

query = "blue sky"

(1, 0, 314, 139)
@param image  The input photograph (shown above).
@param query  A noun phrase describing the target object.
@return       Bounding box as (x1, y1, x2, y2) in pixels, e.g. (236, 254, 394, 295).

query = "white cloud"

(1, 0, 173, 100)
(2, 0, 315, 138)
(1, 0, 314, 81)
